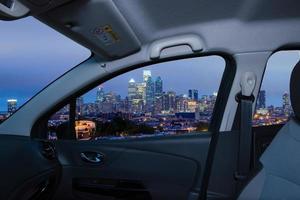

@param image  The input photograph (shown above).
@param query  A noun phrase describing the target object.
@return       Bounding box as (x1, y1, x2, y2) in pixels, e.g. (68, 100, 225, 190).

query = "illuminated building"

(187, 100, 198, 112)
(104, 92, 117, 103)
(188, 89, 198, 100)
(128, 81, 146, 113)
(128, 78, 137, 100)
(208, 94, 217, 112)
(7, 99, 17, 115)
(143, 70, 151, 82)
(154, 96, 163, 114)
(96, 87, 105, 103)
(256, 108, 269, 115)
(136, 83, 146, 102)
(198, 101, 208, 112)
(176, 95, 189, 112)
(201, 95, 208, 101)
(282, 92, 291, 116)
(155, 76, 163, 97)
(75, 120, 96, 140)
(146, 76, 155, 112)
(257, 90, 266, 109)
(177, 96, 197, 113)
(101, 92, 119, 113)
(82, 103, 97, 116)
(162, 91, 176, 113)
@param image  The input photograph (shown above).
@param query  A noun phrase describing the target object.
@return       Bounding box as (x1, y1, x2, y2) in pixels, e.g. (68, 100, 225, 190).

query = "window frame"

(32, 53, 236, 139)
(251, 49, 300, 128)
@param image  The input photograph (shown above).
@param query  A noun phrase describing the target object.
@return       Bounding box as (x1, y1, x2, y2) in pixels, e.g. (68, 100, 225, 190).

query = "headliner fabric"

(290, 61, 300, 120)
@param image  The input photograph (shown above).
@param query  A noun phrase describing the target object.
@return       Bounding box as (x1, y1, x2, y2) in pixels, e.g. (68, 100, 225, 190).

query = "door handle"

(80, 152, 104, 163)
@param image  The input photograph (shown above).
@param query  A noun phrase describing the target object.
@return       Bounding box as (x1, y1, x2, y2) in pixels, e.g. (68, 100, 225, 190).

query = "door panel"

(53, 133, 211, 200)
(0, 135, 60, 200)
(207, 131, 239, 199)
(252, 124, 283, 168)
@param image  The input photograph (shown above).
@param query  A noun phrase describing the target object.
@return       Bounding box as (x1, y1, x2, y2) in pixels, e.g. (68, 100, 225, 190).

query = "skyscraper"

(154, 95, 163, 114)
(162, 91, 176, 113)
(128, 78, 145, 113)
(96, 87, 105, 103)
(128, 78, 137, 100)
(146, 76, 155, 112)
(176, 95, 189, 112)
(7, 99, 17, 115)
(104, 92, 117, 103)
(143, 70, 151, 82)
(155, 76, 163, 97)
(282, 92, 291, 116)
(283, 92, 289, 106)
(257, 90, 266, 109)
(188, 89, 198, 100)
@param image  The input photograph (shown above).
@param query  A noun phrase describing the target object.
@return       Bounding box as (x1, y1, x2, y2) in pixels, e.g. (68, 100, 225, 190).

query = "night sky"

(0, 17, 299, 112)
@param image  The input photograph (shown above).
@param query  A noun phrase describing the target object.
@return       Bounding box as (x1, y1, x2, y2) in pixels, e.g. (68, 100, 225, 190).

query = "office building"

(7, 99, 17, 115)
(188, 89, 198, 100)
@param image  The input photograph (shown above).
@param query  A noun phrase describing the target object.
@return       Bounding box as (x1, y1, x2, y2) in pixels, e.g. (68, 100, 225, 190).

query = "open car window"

(0, 17, 91, 123)
(48, 56, 225, 140)
(253, 50, 300, 127)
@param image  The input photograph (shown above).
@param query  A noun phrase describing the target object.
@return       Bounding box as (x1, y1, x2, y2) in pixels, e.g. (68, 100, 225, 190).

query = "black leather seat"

(238, 61, 300, 199)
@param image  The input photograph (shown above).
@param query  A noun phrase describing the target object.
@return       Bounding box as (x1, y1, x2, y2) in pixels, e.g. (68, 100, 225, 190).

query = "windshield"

(0, 17, 91, 121)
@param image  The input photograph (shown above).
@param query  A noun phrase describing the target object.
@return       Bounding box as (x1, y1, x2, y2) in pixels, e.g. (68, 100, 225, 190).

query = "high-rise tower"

(155, 76, 163, 97)
(257, 90, 266, 109)
(143, 70, 151, 82)
(188, 89, 198, 100)
(7, 99, 17, 115)
(96, 87, 105, 103)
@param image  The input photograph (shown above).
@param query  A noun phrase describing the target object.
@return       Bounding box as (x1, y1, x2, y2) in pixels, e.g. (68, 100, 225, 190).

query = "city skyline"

(76, 57, 225, 108)
(0, 69, 296, 114)
(1, 18, 300, 112)
(47, 70, 295, 138)
(77, 69, 218, 115)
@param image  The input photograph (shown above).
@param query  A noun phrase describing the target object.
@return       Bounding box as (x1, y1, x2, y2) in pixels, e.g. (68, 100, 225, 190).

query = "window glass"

(253, 50, 300, 126)
(48, 105, 70, 140)
(0, 17, 91, 123)
(48, 56, 225, 140)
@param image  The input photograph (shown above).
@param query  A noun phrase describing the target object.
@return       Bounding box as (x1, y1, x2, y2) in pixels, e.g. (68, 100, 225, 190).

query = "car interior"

(0, 0, 300, 200)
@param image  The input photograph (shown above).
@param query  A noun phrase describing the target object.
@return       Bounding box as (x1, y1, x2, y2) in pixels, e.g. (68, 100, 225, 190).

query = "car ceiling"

(12, 0, 300, 59)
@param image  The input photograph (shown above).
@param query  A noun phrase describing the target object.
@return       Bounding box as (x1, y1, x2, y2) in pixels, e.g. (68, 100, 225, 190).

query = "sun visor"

(39, 0, 141, 60)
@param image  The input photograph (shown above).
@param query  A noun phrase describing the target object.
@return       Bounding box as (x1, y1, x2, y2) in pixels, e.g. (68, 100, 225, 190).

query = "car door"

(0, 135, 61, 200)
(29, 55, 239, 200)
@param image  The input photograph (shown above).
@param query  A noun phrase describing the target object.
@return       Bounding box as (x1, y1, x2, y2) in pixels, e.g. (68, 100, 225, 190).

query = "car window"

(253, 50, 300, 126)
(48, 56, 225, 140)
(0, 17, 91, 123)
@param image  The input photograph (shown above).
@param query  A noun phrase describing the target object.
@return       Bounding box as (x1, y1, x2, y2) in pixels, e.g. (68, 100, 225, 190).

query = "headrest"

(290, 60, 300, 120)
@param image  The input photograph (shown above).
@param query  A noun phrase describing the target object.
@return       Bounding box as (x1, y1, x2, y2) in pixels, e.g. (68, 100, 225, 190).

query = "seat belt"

(235, 72, 256, 188)
(198, 72, 256, 200)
